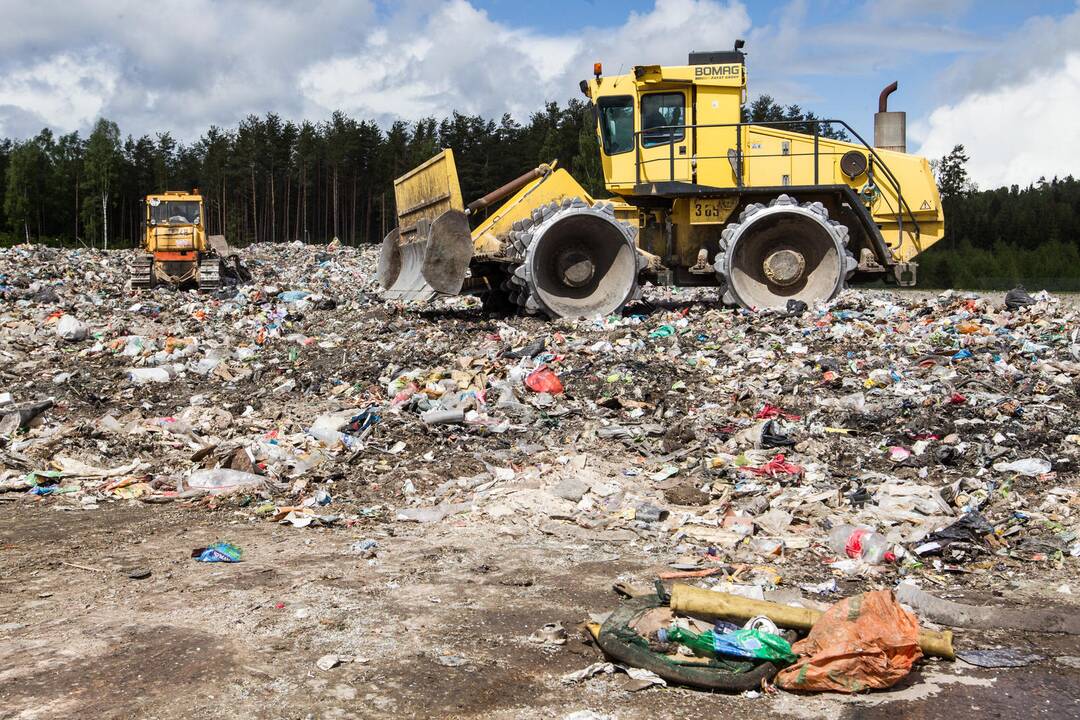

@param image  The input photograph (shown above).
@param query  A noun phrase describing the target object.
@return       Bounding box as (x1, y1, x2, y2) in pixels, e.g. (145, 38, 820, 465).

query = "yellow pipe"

(670, 584, 954, 659)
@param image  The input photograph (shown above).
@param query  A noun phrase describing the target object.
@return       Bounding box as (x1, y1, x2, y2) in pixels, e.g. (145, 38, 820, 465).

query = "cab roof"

(147, 191, 203, 201)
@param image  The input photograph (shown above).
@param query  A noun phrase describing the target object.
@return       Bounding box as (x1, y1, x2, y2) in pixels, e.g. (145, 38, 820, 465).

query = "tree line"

(918, 146, 1080, 290)
(0, 101, 608, 250)
(1, 98, 1076, 290)
(0, 95, 849, 251)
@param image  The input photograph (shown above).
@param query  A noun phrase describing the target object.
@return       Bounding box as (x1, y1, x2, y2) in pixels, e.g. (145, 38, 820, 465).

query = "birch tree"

(83, 118, 121, 250)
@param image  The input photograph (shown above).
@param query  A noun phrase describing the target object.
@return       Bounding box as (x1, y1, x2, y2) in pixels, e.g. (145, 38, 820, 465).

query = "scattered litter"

(957, 649, 1046, 668)
(192, 542, 243, 563)
(4, 243, 1079, 704)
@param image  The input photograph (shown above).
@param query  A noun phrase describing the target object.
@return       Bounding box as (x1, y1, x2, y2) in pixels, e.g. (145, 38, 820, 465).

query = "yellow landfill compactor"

(378, 41, 945, 316)
(131, 190, 244, 291)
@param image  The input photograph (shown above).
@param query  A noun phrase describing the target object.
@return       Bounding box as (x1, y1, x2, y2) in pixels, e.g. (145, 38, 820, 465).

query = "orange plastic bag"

(777, 589, 923, 693)
(525, 366, 564, 394)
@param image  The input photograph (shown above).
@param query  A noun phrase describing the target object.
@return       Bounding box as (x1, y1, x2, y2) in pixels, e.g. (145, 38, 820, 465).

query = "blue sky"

(1, 0, 1078, 187)
(470, 0, 1077, 136)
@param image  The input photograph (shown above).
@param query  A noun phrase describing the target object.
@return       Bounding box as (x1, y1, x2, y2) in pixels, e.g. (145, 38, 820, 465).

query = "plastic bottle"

(186, 468, 264, 493)
(660, 625, 797, 663)
(660, 626, 717, 657)
(828, 524, 896, 563)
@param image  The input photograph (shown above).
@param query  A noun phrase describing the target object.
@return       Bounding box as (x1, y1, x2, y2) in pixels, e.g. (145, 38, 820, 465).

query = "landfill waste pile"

(2, 241, 1079, 711)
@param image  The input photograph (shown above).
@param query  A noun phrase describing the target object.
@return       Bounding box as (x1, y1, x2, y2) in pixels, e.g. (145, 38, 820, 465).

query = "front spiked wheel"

(509, 198, 641, 319)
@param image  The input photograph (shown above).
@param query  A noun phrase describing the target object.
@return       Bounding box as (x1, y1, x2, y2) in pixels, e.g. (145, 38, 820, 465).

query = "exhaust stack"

(874, 81, 906, 153)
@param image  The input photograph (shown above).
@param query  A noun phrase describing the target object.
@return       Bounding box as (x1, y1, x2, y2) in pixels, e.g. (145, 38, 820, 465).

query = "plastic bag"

(663, 625, 795, 664)
(1004, 286, 1036, 310)
(993, 458, 1051, 476)
(187, 468, 264, 493)
(744, 453, 803, 478)
(712, 628, 796, 663)
(55, 315, 88, 341)
(193, 542, 243, 563)
(777, 589, 922, 693)
(525, 366, 564, 394)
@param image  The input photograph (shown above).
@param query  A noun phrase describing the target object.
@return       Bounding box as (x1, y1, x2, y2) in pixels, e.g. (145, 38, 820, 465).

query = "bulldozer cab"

(149, 198, 202, 226)
(144, 191, 207, 254)
(587, 56, 745, 192)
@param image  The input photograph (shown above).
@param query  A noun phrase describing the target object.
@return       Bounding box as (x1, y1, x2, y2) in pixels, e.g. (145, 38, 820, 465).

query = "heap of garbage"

(1, 241, 1078, 691)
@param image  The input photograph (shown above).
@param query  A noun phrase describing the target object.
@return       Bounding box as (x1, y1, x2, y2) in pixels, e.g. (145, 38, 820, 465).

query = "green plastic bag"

(712, 628, 796, 663)
(667, 626, 796, 664)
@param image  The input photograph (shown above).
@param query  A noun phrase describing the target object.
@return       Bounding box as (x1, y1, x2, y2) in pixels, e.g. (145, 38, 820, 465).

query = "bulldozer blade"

(378, 210, 473, 300)
(208, 234, 232, 257)
(420, 209, 472, 295)
(379, 226, 435, 301)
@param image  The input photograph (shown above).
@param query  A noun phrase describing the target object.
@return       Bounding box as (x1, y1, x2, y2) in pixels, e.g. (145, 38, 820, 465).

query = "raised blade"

(207, 234, 232, 257)
(421, 209, 472, 295)
(379, 149, 472, 301)
(378, 226, 437, 301)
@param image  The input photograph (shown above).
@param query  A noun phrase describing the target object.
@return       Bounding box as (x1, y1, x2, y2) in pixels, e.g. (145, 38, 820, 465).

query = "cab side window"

(597, 96, 635, 155)
(641, 93, 685, 148)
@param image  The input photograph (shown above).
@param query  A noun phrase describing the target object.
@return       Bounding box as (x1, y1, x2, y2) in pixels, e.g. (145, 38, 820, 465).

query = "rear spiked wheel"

(714, 194, 857, 309)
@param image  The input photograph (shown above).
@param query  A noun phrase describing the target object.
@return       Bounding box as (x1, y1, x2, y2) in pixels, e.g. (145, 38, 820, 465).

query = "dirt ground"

(3, 501, 1078, 720)
(3, 245, 1080, 718)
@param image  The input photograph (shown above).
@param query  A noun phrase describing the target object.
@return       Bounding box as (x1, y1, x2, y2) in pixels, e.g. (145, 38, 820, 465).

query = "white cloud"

(858, 0, 972, 21)
(914, 53, 1080, 188)
(932, 5, 1080, 102)
(911, 4, 1080, 187)
(0, 0, 1075, 199)
(299, 0, 751, 124)
(0, 53, 118, 136)
(0, 0, 377, 140)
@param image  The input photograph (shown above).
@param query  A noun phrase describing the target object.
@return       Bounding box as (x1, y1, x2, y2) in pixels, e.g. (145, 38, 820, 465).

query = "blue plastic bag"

(194, 542, 243, 563)
(712, 628, 796, 663)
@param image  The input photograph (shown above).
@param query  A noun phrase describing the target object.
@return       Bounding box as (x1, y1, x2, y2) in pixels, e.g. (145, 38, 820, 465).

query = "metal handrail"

(631, 119, 921, 247)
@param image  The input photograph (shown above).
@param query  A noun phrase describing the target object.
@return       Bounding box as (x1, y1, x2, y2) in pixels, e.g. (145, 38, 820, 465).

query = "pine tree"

(934, 144, 974, 199)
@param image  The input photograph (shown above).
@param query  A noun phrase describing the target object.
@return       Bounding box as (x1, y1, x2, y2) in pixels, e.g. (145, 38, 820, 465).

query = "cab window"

(149, 200, 201, 226)
(597, 96, 634, 156)
(641, 92, 685, 148)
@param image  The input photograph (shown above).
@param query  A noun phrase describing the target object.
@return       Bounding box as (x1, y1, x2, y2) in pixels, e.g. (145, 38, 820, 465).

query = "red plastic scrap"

(949, 392, 967, 404)
(842, 528, 896, 562)
(525, 366, 564, 394)
(745, 453, 804, 478)
(755, 404, 801, 421)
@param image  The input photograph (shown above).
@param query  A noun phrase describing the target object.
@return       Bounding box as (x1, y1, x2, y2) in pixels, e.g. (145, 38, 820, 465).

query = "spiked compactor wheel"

(714, 194, 857, 310)
(503, 198, 641, 319)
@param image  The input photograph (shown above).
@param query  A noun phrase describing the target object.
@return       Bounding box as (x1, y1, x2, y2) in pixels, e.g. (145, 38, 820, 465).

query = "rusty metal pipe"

(467, 166, 547, 213)
(878, 81, 898, 113)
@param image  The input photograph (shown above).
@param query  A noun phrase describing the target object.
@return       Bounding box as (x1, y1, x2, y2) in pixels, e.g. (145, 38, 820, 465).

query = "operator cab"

(149, 198, 202, 226)
(583, 43, 747, 191)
